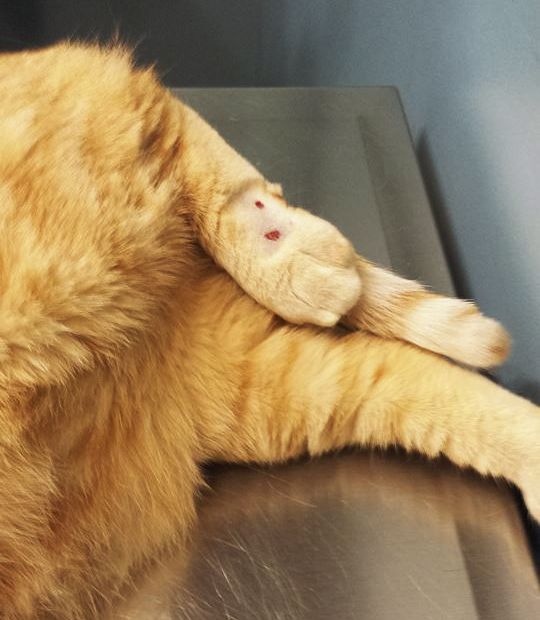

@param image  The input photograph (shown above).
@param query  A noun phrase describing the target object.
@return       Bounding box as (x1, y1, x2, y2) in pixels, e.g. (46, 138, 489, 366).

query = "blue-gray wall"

(1, 1, 538, 399)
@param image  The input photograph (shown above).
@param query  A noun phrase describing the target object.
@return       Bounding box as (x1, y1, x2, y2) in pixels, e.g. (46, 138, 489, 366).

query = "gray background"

(1, 0, 538, 399)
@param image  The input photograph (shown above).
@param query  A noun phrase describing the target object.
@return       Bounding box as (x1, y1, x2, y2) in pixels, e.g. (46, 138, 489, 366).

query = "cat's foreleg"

(210, 322, 539, 522)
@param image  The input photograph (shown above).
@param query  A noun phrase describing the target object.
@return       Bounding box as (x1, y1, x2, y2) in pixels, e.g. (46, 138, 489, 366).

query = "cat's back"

(0, 43, 153, 169)
(0, 42, 180, 210)
(0, 43, 196, 309)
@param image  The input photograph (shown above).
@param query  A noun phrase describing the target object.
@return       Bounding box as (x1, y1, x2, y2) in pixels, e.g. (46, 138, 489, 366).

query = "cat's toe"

(278, 216, 362, 326)
(286, 250, 362, 326)
(405, 297, 511, 368)
(453, 313, 511, 369)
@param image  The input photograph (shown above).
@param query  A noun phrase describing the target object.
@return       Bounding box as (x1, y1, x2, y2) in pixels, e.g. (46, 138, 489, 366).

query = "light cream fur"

(344, 259, 511, 368)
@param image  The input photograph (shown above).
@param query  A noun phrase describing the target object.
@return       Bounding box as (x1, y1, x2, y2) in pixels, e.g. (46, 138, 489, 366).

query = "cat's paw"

(275, 215, 362, 326)
(223, 181, 362, 326)
(453, 313, 511, 368)
(402, 296, 511, 368)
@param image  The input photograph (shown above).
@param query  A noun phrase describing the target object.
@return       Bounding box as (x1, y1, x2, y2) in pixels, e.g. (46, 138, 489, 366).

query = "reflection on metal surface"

(116, 452, 539, 619)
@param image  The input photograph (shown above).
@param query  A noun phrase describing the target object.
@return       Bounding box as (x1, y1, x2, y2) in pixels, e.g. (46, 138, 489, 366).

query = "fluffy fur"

(0, 43, 537, 619)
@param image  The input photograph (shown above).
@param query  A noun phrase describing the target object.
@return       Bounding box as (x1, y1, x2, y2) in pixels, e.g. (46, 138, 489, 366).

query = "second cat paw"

(223, 181, 362, 326)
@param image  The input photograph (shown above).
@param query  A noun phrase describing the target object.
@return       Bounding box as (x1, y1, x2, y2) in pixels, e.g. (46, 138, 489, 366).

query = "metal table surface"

(116, 89, 540, 619)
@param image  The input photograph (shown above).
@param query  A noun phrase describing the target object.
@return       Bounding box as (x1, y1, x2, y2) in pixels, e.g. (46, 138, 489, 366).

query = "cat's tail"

(342, 256, 511, 369)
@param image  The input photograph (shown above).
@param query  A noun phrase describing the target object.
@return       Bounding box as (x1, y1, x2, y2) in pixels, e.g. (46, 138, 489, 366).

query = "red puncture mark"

(264, 229, 281, 241)
(255, 200, 265, 209)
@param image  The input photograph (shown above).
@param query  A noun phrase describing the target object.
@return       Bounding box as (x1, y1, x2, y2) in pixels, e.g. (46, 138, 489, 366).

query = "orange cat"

(0, 43, 537, 619)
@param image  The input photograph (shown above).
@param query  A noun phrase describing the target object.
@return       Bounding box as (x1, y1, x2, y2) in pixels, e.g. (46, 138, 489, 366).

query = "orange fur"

(0, 43, 537, 618)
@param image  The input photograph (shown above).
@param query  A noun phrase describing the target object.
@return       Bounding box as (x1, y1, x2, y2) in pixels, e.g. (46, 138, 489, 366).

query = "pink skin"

(253, 199, 281, 241)
(264, 229, 281, 241)
(227, 186, 293, 257)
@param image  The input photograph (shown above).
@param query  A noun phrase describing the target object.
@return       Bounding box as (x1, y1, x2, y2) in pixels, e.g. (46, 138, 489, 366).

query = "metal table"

(116, 89, 540, 620)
